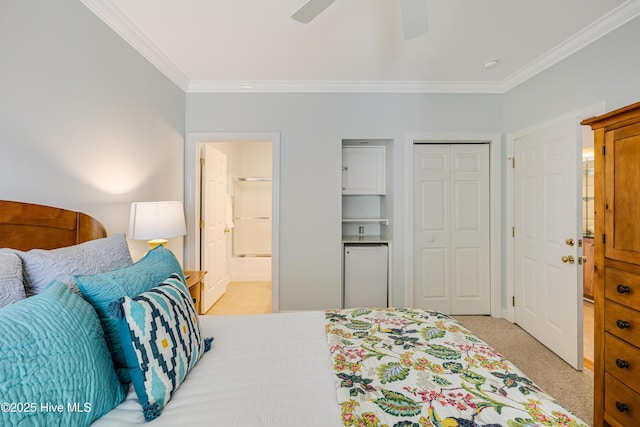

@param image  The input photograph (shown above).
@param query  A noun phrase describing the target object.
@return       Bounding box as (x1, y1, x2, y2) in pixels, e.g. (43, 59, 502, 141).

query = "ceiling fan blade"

(400, 0, 428, 40)
(291, 0, 337, 23)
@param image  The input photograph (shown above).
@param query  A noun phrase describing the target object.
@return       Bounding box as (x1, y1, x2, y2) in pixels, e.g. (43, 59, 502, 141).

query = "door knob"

(565, 238, 575, 246)
(561, 255, 575, 264)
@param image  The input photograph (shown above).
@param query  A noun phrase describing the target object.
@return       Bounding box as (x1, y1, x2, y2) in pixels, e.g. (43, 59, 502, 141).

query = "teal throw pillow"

(76, 245, 185, 384)
(109, 273, 213, 421)
(0, 282, 126, 427)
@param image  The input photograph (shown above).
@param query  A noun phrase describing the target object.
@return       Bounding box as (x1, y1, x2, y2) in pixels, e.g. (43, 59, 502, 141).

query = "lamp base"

(147, 239, 168, 249)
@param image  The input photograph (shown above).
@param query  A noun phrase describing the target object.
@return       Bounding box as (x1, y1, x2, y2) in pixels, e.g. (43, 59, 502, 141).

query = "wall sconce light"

(129, 201, 187, 249)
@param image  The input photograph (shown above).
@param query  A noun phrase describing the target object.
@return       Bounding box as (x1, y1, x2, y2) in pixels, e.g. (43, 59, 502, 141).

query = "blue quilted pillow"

(76, 245, 185, 384)
(109, 273, 213, 421)
(0, 282, 126, 427)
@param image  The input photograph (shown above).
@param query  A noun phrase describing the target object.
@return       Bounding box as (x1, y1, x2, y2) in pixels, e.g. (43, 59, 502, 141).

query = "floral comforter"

(325, 308, 588, 427)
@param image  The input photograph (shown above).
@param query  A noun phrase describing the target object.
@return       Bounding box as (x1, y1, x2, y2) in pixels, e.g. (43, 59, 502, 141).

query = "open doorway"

(581, 125, 595, 370)
(185, 132, 280, 315)
(203, 141, 273, 315)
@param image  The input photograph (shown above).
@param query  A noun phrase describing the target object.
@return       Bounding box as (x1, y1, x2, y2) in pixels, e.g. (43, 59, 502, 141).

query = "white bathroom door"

(513, 118, 583, 370)
(201, 145, 229, 312)
(413, 144, 490, 314)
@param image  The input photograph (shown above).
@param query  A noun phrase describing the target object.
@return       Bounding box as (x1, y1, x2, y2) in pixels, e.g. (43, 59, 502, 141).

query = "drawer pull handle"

(617, 284, 631, 294)
(616, 358, 630, 369)
(617, 320, 631, 329)
(616, 402, 629, 412)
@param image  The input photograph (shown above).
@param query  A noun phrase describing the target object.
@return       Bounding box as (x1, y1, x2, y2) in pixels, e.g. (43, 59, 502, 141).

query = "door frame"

(184, 132, 281, 312)
(404, 133, 502, 317)
(505, 103, 604, 322)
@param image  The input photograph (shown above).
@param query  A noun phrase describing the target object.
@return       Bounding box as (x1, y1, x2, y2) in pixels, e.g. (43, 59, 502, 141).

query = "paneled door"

(201, 145, 229, 312)
(413, 144, 490, 314)
(513, 118, 583, 370)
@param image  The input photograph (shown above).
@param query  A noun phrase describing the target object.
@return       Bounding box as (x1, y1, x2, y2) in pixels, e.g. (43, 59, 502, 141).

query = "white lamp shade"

(129, 201, 187, 241)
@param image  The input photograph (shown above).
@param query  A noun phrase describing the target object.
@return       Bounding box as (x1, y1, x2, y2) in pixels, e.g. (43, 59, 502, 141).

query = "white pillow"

(0, 250, 26, 308)
(19, 233, 133, 295)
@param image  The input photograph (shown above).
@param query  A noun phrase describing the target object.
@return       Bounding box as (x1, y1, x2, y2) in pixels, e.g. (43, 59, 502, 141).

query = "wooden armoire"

(582, 101, 640, 427)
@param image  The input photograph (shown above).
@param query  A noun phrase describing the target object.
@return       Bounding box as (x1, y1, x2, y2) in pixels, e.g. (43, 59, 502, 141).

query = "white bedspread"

(91, 312, 342, 426)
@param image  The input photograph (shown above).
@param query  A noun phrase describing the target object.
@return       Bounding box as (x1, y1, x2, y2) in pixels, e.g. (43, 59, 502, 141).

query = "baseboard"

(583, 358, 594, 371)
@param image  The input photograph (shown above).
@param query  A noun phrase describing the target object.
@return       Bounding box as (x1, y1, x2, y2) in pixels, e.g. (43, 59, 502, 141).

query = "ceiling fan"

(291, 0, 428, 40)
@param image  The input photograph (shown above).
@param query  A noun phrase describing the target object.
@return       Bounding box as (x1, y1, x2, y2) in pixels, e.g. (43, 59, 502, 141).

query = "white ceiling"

(81, 0, 640, 93)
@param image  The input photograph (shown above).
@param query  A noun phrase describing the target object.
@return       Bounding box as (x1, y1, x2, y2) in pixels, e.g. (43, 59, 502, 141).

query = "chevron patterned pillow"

(109, 273, 213, 421)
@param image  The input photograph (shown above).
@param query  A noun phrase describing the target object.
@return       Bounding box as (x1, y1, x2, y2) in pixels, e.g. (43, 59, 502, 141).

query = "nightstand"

(184, 270, 207, 315)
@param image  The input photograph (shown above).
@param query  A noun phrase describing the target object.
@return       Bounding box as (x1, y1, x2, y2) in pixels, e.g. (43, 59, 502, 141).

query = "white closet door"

(413, 144, 490, 314)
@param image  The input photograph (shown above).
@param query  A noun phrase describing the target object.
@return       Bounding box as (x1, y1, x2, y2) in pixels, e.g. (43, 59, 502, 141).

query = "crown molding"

(80, 0, 190, 91)
(501, 0, 640, 92)
(186, 80, 505, 94)
(82, 0, 640, 94)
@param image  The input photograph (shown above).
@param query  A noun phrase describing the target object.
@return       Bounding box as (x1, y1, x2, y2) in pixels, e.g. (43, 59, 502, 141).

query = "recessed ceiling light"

(483, 59, 499, 69)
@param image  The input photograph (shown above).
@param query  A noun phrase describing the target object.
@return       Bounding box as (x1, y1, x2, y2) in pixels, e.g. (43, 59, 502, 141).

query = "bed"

(0, 200, 589, 427)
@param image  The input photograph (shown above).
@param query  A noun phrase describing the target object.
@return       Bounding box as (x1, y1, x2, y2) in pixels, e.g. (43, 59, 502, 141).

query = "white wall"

(0, 0, 186, 263)
(503, 16, 640, 133)
(186, 93, 502, 310)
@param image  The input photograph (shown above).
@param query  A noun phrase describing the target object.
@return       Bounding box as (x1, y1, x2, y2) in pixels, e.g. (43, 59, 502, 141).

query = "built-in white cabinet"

(343, 244, 388, 308)
(342, 146, 385, 195)
(341, 140, 392, 308)
(341, 144, 389, 238)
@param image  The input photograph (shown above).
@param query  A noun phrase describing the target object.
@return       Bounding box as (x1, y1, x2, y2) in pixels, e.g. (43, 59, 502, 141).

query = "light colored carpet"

(454, 315, 593, 427)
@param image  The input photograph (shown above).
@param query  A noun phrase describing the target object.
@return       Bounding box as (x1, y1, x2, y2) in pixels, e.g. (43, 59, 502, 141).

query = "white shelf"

(342, 218, 389, 225)
(342, 235, 391, 243)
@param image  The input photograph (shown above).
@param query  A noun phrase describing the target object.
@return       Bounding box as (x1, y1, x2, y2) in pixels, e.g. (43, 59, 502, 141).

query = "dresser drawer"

(606, 268, 640, 309)
(605, 300, 640, 347)
(605, 333, 640, 395)
(605, 373, 640, 427)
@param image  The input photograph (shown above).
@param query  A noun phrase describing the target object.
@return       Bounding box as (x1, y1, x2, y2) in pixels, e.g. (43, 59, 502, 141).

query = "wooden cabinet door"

(604, 122, 640, 264)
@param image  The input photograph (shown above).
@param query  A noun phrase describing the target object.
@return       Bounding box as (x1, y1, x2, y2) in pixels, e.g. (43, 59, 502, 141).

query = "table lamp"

(129, 201, 187, 249)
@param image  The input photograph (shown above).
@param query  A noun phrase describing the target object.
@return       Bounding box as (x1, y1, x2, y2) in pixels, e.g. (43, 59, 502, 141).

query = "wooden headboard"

(0, 200, 107, 251)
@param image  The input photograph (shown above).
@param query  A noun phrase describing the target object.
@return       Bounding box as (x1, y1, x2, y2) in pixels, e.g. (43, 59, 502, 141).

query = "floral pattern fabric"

(325, 308, 588, 427)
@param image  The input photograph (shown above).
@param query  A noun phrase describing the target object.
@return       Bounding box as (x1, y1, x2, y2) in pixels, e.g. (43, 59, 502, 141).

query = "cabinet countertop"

(342, 235, 391, 243)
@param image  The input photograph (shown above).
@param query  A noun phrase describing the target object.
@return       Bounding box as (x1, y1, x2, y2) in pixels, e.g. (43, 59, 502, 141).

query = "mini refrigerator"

(343, 244, 388, 308)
